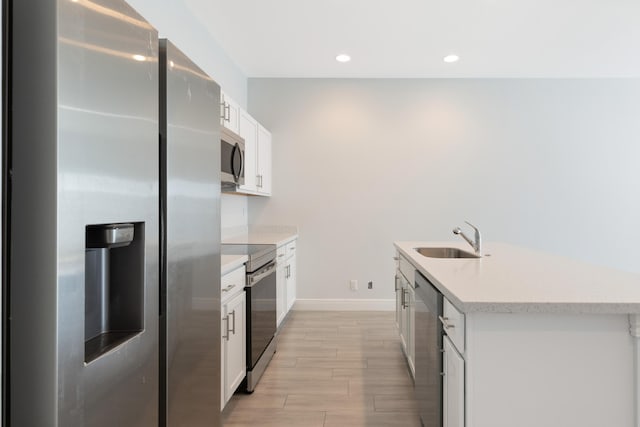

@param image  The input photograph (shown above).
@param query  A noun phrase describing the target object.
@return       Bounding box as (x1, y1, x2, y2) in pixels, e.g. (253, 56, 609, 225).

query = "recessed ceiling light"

(132, 54, 146, 62)
(443, 54, 459, 63)
(336, 54, 351, 63)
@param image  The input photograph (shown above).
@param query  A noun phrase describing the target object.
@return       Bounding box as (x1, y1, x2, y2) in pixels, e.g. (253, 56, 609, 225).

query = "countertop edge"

(222, 231, 298, 247)
(394, 241, 640, 315)
(221, 254, 248, 276)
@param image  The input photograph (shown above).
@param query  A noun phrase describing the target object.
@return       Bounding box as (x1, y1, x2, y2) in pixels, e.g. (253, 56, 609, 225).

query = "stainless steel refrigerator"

(7, 2, 222, 425)
(159, 40, 222, 426)
(9, 0, 159, 425)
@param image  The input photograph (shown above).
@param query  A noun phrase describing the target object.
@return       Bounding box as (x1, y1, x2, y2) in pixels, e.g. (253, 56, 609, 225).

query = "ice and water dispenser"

(85, 222, 145, 363)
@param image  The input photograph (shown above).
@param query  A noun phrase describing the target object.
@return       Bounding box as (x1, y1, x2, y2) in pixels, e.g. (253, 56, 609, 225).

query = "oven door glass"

(246, 268, 276, 368)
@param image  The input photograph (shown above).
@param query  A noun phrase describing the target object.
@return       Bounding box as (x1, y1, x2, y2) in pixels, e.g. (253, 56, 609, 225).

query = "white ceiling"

(184, 0, 640, 78)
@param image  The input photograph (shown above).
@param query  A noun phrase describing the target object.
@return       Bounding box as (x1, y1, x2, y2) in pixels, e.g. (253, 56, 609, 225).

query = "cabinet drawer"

(285, 240, 297, 258)
(276, 245, 286, 265)
(398, 254, 414, 286)
(442, 298, 465, 354)
(221, 265, 245, 302)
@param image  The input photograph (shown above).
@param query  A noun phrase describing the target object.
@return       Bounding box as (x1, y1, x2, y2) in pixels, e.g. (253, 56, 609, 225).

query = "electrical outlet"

(350, 280, 358, 291)
(368, 281, 373, 289)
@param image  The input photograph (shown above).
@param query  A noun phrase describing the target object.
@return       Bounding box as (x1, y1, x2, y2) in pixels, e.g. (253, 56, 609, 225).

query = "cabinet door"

(224, 291, 246, 405)
(443, 336, 465, 427)
(285, 253, 296, 312)
(256, 124, 272, 195)
(221, 306, 227, 407)
(276, 259, 286, 327)
(221, 92, 240, 134)
(395, 275, 402, 330)
(399, 276, 408, 353)
(238, 110, 257, 192)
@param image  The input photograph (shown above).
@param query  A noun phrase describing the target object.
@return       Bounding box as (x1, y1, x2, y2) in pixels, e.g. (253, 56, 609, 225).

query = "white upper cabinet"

(219, 90, 272, 197)
(238, 110, 257, 193)
(220, 91, 240, 135)
(234, 109, 272, 197)
(255, 124, 272, 196)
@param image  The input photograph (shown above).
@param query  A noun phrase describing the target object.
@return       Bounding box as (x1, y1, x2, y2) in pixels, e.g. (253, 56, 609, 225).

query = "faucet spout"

(453, 221, 482, 254)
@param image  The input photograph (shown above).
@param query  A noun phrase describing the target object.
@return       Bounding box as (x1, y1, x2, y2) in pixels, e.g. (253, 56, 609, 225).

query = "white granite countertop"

(221, 254, 248, 276)
(395, 241, 640, 314)
(222, 225, 298, 247)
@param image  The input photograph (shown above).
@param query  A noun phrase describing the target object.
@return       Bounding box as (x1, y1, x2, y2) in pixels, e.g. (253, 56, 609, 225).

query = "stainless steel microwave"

(221, 127, 245, 190)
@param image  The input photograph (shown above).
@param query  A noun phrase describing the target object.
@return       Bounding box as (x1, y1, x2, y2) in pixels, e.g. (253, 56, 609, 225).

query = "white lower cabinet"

(221, 266, 246, 408)
(276, 239, 297, 328)
(276, 246, 287, 326)
(443, 335, 465, 427)
(285, 241, 297, 312)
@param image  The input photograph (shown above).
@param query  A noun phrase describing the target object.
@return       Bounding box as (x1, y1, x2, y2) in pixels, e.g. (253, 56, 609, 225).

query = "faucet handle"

(464, 221, 479, 232)
(464, 221, 481, 253)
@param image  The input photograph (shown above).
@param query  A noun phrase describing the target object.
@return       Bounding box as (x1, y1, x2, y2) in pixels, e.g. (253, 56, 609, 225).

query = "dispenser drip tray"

(84, 222, 145, 363)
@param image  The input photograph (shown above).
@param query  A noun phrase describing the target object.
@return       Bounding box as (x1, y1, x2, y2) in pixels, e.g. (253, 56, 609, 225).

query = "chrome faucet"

(453, 221, 481, 255)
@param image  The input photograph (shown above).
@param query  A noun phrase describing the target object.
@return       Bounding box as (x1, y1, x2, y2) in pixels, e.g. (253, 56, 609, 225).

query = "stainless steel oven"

(245, 259, 277, 391)
(221, 127, 244, 190)
(221, 244, 277, 392)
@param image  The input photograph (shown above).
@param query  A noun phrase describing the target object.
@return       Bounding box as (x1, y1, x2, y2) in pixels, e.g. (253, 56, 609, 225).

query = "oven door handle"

(247, 261, 276, 287)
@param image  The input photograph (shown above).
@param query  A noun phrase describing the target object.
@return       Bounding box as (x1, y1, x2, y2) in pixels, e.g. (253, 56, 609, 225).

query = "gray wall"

(248, 78, 640, 302)
(127, 0, 247, 107)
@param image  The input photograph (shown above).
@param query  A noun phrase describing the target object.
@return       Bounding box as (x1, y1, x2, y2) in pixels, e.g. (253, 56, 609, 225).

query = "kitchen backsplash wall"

(247, 78, 640, 302)
(221, 194, 248, 237)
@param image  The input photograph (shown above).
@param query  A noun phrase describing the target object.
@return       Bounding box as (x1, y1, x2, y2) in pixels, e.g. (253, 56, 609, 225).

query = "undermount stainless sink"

(415, 247, 481, 259)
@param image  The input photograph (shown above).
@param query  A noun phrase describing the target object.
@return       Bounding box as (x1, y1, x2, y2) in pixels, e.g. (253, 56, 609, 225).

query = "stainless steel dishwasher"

(414, 271, 443, 427)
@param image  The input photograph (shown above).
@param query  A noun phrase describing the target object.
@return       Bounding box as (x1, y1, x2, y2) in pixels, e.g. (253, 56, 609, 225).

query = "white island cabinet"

(395, 252, 415, 378)
(394, 241, 640, 427)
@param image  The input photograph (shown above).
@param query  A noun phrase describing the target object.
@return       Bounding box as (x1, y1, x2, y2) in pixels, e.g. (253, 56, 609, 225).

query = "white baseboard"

(293, 299, 395, 311)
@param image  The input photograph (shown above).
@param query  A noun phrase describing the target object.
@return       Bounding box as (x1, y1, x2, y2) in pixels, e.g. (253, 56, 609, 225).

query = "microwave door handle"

(236, 142, 244, 180)
(231, 142, 240, 181)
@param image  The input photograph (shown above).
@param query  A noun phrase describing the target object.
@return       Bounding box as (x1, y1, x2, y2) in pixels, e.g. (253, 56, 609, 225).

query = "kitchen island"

(395, 241, 640, 427)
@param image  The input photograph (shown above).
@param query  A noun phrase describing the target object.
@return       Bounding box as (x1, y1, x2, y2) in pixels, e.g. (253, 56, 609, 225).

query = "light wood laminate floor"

(222, 311, 420, 426)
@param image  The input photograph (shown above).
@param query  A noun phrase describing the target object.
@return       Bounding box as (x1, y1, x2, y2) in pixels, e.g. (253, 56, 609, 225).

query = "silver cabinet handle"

(222, 284, 236, 293)
(230, 310, 236, 335)
(439, 316, 455, 329)
(224, 103, 231, 121)
(278, 254, 285, 258)
(394, 275, 399, 292)
(222, 315, 229, 341)
(393, 257, 399, 261)
(401, 287, 406, 308)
